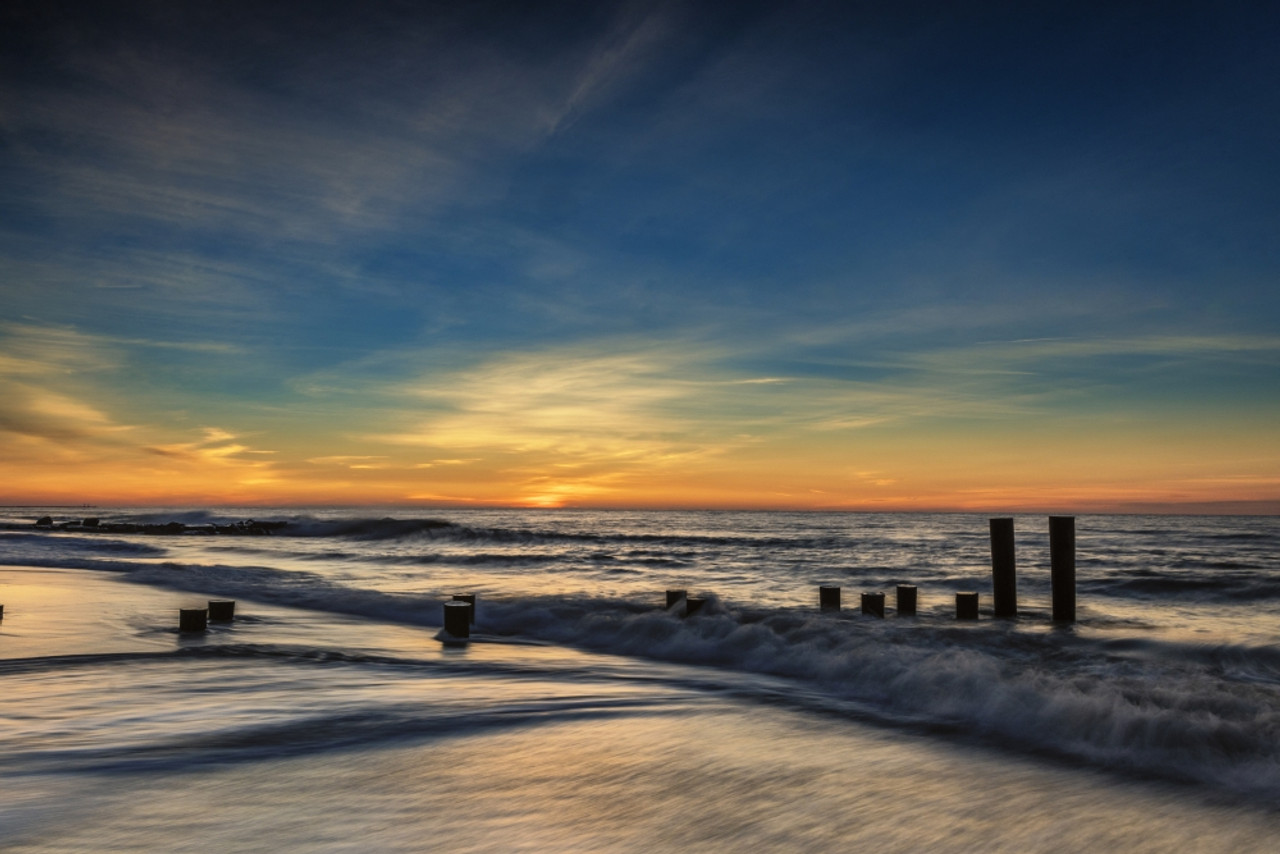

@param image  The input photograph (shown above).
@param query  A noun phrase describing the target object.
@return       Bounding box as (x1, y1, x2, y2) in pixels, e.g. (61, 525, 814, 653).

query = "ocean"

(1, 508, 1278, 852)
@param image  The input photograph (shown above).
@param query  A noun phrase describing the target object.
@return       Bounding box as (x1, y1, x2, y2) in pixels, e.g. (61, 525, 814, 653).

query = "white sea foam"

(4, 509, 1280, 803)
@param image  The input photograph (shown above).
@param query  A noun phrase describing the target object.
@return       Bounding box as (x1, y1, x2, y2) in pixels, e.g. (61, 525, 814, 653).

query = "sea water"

(1, 509, 1278, 852)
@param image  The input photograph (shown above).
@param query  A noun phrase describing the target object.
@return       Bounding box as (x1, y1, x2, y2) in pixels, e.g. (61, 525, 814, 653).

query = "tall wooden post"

(990, 517, 1017, 618)
(1050, 516, 1076, 622)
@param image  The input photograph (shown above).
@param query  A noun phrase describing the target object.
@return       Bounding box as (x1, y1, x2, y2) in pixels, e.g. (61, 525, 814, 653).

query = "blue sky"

(2, 0, 1278, 510)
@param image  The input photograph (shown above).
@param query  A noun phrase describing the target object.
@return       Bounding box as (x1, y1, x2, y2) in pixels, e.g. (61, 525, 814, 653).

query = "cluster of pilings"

(660, 515, 1076, 624)
(177, 599, 237, 632)
(431, 516, 1077, 645)
(819, 585, 918, 616)
(13, 517, 1076, 646)
(991, 515, 1076, 621)
(814, 516, 1077, 621)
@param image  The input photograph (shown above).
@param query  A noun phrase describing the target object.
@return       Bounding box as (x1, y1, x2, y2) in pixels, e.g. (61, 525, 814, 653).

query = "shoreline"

(4, 566, 1280, 852)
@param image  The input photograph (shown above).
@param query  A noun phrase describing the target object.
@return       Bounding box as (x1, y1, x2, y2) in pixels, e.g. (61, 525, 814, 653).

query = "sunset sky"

(2, 0, 1278, 512)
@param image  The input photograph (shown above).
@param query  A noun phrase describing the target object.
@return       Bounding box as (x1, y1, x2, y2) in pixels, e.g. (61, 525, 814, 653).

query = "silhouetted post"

(666, 590, 687, 609)
(0, 604, 5, 620)
(819, 586, 841, 611)
(685, 597, 706, 616)
(990, 517, 1017, 618)
(179, 608, 208, 632)
(955, 592, 979, 620)
(1050, 516, 1076, 622)
(861, 592, 885, 618)
(442, 601, 471, 638)
(896, 585, 917, 616)
(208, 600, 236, 622)
(452, 594, 476, 624)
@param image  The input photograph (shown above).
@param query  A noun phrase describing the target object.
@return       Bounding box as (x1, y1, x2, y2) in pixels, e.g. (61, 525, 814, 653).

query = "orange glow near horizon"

(2, 330, 1277, 515)
(4, 418, 1278, 514)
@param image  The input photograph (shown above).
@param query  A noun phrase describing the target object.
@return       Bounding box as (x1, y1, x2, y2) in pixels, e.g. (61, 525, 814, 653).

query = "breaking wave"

(6, 551, 1278, 802)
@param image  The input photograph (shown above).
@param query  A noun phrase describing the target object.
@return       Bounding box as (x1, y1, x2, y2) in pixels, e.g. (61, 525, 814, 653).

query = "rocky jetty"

(33, 516, 288, 535)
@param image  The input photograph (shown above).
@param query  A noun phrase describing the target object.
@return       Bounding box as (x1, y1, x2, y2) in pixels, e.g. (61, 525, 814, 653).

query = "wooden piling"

(0, 604, 5, 620)
(819, 586, 841, 612)
(896, 585, 917, 616)
(955, 592, 979, 620)
(442, 600, 471, 638)
(452, 594, 476, 624)
(208, 600, 236, 622)
(179, 608, 208, 632)
(1050, 516, 1076, 622)
(685, 597, 706, 616)
(666, 590, 687, 609)
(860, 592, 885, 618)
(990, 517, 1017, 618)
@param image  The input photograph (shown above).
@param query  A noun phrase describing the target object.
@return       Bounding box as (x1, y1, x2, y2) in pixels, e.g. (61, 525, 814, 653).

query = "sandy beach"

(4, 558, 1280, 853)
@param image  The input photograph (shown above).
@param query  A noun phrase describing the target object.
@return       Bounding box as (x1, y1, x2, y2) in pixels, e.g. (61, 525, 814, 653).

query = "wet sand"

(3, 566, 1280, 853)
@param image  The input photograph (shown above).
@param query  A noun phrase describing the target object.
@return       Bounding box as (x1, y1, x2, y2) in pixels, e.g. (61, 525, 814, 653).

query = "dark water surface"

(2, 509, 1278, 851)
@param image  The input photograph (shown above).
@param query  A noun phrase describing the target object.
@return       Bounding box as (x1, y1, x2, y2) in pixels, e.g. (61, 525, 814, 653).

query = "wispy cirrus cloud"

(5, 2, 677, 245)
(368, 343, 730, 456)
(147, 426, 278, 480)
(0, 324, 276, 485)
(348, 328, 1280, 485)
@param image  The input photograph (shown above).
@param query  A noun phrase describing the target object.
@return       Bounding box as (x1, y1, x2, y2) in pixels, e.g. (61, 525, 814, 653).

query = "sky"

(1, 0, 1278, 512)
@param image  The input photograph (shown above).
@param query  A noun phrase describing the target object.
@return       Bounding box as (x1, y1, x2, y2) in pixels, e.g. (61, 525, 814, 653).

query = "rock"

(29, 516, 286, 536)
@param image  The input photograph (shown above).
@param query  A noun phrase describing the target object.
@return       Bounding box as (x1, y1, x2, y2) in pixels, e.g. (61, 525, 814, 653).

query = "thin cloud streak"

(343, 329, 1279, 504)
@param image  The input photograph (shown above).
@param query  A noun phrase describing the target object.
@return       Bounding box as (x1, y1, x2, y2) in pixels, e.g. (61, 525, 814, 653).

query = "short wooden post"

(684, 597, 706, 616)
(0, 604, 5, 620)
(990, 517, 1017, 618)
(666, 590, 687, 609)
(860, 592, 885, 618)
(443, 601, 471, 638)
(208, 600, 236, 622)
(896, 585, 917, 616)
(955, 592, 979, 620)
(1050, 516, 1076, 622)
(452, 594, 476, 624)
(819, 586, 841, 611)
(179, 608, 208, 632)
